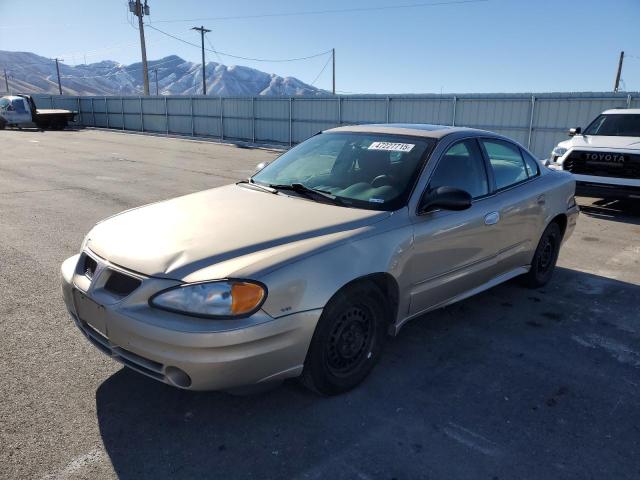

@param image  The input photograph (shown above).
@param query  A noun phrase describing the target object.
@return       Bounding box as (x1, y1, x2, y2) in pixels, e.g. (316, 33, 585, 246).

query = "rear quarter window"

(521, 149, 540, 177)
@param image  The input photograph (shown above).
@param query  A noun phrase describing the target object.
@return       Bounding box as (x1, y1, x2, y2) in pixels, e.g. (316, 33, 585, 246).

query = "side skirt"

(392, 266, 530, 335)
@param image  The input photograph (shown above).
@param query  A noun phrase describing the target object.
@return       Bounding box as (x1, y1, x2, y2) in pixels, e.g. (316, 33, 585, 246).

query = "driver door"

(408, 138, 502, 315)
(4, 98, 31, 125)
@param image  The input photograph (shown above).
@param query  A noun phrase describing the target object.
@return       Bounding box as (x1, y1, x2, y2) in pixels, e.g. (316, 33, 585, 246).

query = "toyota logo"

(585, 153, 625, 163)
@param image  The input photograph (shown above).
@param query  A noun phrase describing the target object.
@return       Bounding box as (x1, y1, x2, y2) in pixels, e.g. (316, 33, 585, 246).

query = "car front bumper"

(61, 254, 321, 391)
(575, 179, 640, 200)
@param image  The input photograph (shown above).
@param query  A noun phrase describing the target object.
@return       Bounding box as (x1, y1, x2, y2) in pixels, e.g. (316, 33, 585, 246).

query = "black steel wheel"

(521, 222, 562, 288)
(325, 305, 376, 378)
(302, 283, 387, 395)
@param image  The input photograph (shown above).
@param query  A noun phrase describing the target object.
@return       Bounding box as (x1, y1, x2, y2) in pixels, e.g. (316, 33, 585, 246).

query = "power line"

(310, 54, 333, 87)
(150, 0, 488, 23)
(204, 34, 224, 64)
(146, 24, 332, 62)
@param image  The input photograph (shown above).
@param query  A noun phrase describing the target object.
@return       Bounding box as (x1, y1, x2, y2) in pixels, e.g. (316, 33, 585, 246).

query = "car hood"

(87, 184, 390, 280)
(559, 135, 640, 151)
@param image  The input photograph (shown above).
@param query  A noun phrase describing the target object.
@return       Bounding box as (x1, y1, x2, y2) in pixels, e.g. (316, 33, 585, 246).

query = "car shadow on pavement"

(578, 197, 640, 225)
(95, 267, 640, 480)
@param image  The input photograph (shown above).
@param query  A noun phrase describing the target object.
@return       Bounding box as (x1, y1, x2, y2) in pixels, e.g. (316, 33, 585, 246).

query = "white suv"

(548, 109, 640, 199)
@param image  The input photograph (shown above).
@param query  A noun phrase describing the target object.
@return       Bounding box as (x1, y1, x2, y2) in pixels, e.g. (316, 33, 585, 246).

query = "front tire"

(301, 283, 388, 395)
(521, 222, 562, 288)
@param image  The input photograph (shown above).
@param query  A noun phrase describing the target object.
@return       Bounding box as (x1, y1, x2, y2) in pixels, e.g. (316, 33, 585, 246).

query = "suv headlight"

(550, 147, 567, 160)
(150, 280, 267, 318)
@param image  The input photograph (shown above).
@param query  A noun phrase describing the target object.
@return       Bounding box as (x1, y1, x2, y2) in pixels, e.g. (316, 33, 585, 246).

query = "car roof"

(324, 123, 490, 139)
(602, 108, 640, 115)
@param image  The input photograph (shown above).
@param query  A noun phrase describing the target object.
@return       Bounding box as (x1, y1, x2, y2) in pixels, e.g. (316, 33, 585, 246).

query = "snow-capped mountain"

(0, 51, 327, 96)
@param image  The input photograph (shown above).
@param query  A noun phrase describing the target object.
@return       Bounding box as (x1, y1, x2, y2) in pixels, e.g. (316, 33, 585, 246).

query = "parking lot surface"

(1, 129, 639, 480)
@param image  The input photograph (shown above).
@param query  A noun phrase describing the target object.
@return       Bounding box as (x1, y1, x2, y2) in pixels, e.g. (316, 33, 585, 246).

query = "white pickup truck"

(548, 108, 640, 199)
(0, 94, 76, 130)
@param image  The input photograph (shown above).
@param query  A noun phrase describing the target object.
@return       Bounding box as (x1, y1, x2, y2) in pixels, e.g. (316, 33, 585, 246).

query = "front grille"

(104, 270, 141, 296)
(83, 255, 98, 279)
(564, 150, 640, 179)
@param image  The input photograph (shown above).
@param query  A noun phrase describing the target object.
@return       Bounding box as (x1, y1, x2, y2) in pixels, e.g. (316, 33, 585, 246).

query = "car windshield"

(252, 132, 435, 210)
(583, 114, 640, 137)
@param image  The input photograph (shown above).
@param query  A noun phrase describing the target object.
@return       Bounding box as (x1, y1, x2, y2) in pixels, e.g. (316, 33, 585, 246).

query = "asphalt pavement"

(1, 128, 639, 480)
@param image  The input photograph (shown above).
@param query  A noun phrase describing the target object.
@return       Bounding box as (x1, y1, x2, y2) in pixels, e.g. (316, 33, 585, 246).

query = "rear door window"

(481, 139, 528, 190)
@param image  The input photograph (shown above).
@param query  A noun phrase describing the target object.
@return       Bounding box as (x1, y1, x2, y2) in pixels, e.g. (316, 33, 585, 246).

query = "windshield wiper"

(268, 183, 346, 206)
(236, 179, 277, 194)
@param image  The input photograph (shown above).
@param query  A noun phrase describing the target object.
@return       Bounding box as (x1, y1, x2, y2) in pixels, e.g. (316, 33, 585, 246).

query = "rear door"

(408, 138, 504, 315)
(478, 138, 545, 274)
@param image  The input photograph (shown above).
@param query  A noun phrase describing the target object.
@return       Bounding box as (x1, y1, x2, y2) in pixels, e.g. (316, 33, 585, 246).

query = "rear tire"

(521, 222, 562, 288)
(301, 283, 388, 395)
(0, 119, 6, 130)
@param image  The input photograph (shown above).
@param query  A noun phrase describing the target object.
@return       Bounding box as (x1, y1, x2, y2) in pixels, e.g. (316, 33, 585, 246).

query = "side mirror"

(6, 105, 15, 111)
(568, 127, 581, 137)
(254, 161, 270, 174)
(419, 186, 472, 214)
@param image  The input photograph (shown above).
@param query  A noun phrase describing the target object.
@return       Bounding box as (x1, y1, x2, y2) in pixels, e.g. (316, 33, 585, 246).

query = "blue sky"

(1, 0, 639, 93)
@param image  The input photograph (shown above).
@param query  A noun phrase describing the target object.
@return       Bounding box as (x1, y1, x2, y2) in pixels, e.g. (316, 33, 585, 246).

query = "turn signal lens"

(231, 282, 266, 315)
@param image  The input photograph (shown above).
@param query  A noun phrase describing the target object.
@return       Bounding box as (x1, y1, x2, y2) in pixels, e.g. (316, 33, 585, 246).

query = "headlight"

(149, 280, 267, 318)
(550, 147, 567, 159)
(80, 233, 91, 251)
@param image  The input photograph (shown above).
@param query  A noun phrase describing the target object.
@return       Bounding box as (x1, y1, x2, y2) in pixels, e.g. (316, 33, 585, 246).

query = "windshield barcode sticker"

(368, 142, 415, 152)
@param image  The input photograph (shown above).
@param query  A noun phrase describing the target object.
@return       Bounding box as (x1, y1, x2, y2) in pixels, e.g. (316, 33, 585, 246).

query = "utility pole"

(192, 25, 211, 95)
(153, 68, 159, 95)
(130, 0, 151, 95)
(332, 48, 336, 95)
(3, 68, 9, 93)
(54, 58, 63, 95)
(614, 51, 624, 93)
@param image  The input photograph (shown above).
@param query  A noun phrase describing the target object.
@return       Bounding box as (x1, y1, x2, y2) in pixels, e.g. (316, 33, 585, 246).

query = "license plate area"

(73, 289, 108, 337)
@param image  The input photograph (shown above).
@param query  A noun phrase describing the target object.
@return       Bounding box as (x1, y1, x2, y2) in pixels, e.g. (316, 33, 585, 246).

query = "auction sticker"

(368, 142, 415, 152)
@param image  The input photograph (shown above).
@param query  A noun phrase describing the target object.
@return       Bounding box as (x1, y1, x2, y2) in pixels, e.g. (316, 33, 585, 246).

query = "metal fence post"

(386, 97, 390, 123)
(337, 96, 342, 126)
(105, 96, 109, 129)
(121, 97, 125, 130)
(527, 95, 536, 149)
(50, 95, 54, 109)
(252, 97, 256, 143)
(627, 94, 632, 109)
(289, 97, 293, 146)
(165, 96, 169, 135)
(190, 97, 195, 136)
(220, 97, 224, 141)
(77, 97, 82, 125)
(452, 96, 457, 126)
(139, 96, 144, 132)
(91, 98, 95, 126)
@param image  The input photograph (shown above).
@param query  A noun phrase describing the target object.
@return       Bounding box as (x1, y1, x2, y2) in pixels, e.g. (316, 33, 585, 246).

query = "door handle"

(537, 194, 546, 205)
(484, 211, 500, 225)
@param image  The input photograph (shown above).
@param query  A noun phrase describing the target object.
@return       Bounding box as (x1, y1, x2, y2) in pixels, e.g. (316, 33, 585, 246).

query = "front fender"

(257, 212, 414, 320)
